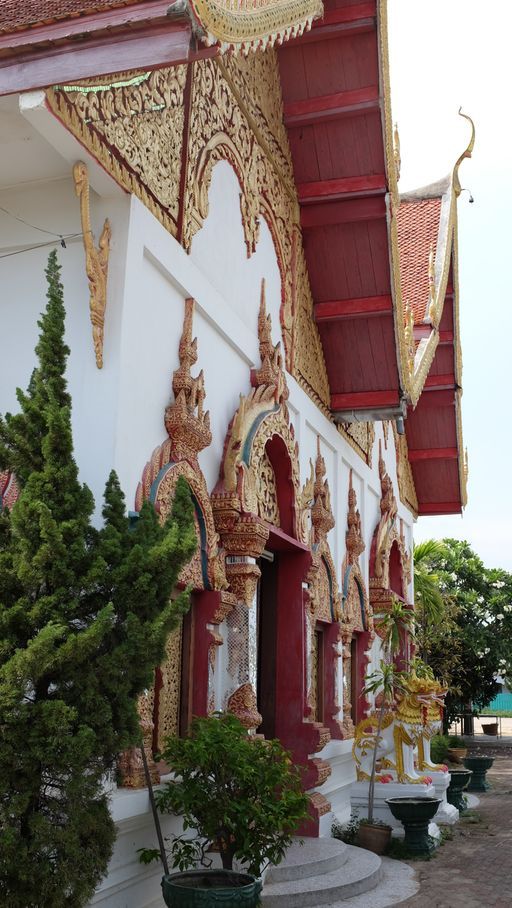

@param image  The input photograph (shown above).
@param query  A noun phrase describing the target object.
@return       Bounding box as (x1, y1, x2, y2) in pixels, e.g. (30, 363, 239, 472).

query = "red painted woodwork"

(388, 542, 404, 599)
(418, 501, 463, 515)
(331, 390, 399, 410)
(315, 294, 392, 321)
(408, 447, 458, 462)
(301, 196, 386, 229)
(0, 3, 217, 96)
(284, 85, 379, 128)
(424, 372, 456, 390)
(279, 0, 402, 416)
(298, 174, 386, 203)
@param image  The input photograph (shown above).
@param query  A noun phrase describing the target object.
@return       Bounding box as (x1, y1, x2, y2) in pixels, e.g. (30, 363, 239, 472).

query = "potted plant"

(139, 713, 309, 907)
(446, 735, 468, 763)
(357, 599, 414, 855)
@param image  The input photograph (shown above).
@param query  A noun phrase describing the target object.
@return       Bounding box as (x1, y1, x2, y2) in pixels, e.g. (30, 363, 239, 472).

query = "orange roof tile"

(0, 0, 143, 34)
(397, 196, 441, 324)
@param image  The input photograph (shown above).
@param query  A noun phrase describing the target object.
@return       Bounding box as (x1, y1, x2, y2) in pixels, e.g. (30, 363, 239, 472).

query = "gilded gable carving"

(46, 51, 330, 410)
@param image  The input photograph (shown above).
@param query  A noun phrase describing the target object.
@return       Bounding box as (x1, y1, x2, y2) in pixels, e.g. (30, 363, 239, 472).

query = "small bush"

(447, 735, 466, 748)
(430, 734, 450, 763)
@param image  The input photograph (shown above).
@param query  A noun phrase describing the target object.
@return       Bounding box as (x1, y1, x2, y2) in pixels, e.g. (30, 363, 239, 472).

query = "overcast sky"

(388, 1, 512, 571)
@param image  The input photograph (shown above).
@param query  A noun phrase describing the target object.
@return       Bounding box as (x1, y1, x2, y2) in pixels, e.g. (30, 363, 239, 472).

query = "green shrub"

(143, 713, 309, 877)
(447, 735, 466, 748)
(430, 734, 449, 764)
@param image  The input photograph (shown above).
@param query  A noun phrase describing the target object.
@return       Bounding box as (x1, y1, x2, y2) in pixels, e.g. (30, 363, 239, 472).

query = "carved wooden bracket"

(73, 161, 111, 369)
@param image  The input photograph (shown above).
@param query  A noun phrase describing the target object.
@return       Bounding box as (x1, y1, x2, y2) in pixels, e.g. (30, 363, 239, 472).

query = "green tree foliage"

(414, 538, 512, 725)
(147, 713, 309, 877)
(0, 252, 196, 907)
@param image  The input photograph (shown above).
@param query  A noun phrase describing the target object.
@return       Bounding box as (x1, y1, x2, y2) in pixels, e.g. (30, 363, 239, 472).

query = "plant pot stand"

(385, 797, 442, 856)
(463, 756, 494, 791)
(351, 781, 441, 840)
(446, 769, 472, 812)
(161, 870, 262, 907)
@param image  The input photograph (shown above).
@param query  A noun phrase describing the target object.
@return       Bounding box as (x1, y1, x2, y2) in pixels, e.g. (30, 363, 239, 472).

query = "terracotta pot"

(357, 822, 392, 855)
(481, 722, 498, 736)
(447, 747, 467, 763)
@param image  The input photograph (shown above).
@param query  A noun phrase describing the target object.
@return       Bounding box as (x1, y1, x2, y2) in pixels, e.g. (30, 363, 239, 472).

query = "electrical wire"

(0, 234, 82, 259)
(0, 204, 73, 239)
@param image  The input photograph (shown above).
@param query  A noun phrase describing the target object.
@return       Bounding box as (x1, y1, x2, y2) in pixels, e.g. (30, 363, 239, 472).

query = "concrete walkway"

(396, 748, 512, 908)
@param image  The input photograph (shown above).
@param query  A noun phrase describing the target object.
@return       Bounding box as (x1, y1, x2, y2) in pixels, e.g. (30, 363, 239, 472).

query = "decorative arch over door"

(118, 298, 235, 788)
(340, 471, 373, 738)
(369, 442, 413, 667)
(211, 282, 332, 831)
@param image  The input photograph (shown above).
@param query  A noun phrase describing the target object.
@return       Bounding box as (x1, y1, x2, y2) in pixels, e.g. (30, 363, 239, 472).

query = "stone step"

(261, 844, 382, 908)
(266, 838, 349, 883)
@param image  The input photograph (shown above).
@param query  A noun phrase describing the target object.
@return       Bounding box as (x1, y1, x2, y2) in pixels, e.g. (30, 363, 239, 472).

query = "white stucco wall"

(0, 117, 416, 904)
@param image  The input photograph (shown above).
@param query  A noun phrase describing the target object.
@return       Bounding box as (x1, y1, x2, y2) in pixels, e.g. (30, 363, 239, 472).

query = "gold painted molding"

(73, 161, 111, 369)
(189, 0, 323, 52)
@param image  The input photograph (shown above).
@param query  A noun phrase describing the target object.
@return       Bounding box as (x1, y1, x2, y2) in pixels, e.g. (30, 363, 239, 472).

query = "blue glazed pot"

(161, 870, 262, 907)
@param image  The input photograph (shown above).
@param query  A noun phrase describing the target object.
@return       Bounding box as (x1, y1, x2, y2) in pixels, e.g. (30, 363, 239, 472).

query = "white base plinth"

(428, 770, 459, 825)
(350, 781, 439, 837)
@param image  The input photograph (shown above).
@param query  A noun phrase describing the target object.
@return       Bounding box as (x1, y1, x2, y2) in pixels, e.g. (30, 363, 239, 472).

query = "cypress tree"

(0, 251, 196, 907)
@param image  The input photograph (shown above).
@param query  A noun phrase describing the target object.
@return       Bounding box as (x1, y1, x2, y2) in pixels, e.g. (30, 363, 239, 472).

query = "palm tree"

(413, 540, 447, 622)
(413, 540, 447, 660)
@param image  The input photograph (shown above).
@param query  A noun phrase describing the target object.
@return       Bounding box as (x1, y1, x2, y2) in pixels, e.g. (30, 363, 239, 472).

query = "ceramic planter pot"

(481, 722, 498, 736)
(385, 797, 441, 855)
(357, 822, 392, 855)
(446, 769, 472, 811)
(464, 755, 494, 791)
(447, 747, 467, 764)
(161, 870, 262, 907)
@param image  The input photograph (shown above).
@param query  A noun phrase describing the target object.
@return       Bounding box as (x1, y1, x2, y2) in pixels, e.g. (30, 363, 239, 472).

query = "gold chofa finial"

(453, 109, 475, 197)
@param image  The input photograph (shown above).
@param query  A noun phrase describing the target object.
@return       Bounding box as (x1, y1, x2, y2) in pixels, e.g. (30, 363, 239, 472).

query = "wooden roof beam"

(409, 447, 459, 462)
(298, 174, 386, 205)
(423, 373, 457, 391)
(418, 502, 463, 516)
(331, 390, 400, 410)
(315, 294, 392, 322)
(294, 2, 377, 45)
(301, 195, 386, 229)
(284, 86, 379, 128)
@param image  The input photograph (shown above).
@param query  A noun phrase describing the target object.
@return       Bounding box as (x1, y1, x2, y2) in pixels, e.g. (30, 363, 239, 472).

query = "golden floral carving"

(46, 53, 330, 409)
(48, 68, 187, 236)
(136, 298, 228, 595)
(369, 442, 412, 602)
(308, 791, 331, 817)
(155, 624, 183, 751)
(117, 690, 160, 788)
(225, 558, 261, 607)
(227, 682, 262, 731)
(345, 470, 365, 566)
(73, 161, 111, 369)
(338, 422, 375, 467)
(189, 0, 323, 53)
(392, 423, 418, 517)
(184, 54, 329, 407)
(212, 282, 304, 551)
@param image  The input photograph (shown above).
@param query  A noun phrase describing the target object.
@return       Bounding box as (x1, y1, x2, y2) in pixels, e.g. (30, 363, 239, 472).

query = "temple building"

(0, 0, 471, 903)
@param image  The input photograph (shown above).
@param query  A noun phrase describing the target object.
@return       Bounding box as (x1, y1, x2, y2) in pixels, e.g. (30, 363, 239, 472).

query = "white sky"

(388, 0, 512, 571)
